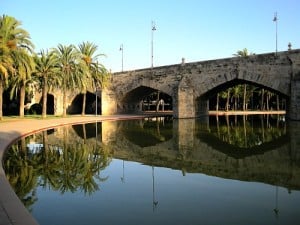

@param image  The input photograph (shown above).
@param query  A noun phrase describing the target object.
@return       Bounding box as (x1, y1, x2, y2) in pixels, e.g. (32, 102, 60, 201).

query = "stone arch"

(194, 78, 289, 116)
(67, 91, 100, 115)
(38, 93, 55, 115)
(117, 85, 173, 113)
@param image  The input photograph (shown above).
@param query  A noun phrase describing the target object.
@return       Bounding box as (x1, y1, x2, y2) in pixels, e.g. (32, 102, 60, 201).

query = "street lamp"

(95, 61, 98, 116)
(273, 12, 278, 56)
(151, 21, 156, 69)
(119, 44, 124, 72)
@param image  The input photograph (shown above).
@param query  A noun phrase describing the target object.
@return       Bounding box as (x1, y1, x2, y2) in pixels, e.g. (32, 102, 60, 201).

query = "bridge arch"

(103, 50, 300, 119)
(195, 78, 289, 113)
(117, 85, 173, 113)
(67, 91, 100, 115)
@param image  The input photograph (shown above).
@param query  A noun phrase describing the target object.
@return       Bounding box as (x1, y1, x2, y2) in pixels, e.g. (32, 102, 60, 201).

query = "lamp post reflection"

(274, 186, 279, 217)
(152, 166, 158, 211)
(121, 160, 125, 183)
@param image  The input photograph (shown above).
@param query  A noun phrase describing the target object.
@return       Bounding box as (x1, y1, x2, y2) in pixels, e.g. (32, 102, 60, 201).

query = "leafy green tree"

(231, 85, 242, 110)
(0, 15, 33, 119)
(33, 50, 60, 118)
(53, 44, 82, 117)
(10, 49, 35, 117)
(233, 48, 252, 57)
(220, 89, 230, 111)
(77, 41, 107, 115)
(233, 49, 253, 111)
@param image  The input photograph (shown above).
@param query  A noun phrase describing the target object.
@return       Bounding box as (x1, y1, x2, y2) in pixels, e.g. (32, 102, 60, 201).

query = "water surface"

(4, 115, 300, 225)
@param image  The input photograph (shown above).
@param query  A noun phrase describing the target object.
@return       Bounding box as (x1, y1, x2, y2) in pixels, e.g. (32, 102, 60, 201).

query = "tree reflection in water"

(207, 114, 286, 148)
(4, 114, 300, 214)
(4, 125, 111, 209)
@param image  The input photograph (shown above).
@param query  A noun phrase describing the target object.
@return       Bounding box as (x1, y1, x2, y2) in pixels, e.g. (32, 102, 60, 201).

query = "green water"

(4, 115, 300, 225)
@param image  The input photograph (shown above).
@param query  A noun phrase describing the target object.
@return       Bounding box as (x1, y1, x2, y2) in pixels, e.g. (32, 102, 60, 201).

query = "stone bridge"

(101, 49, 300, 119)
(34, 49, 300, 120)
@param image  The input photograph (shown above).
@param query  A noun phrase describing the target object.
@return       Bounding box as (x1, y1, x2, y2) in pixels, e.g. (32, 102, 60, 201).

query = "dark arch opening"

(118, 86, 172, 113)
(68, 91, 100, 115)
(38, 94, 54, 115)
(199, 79, 288, 112)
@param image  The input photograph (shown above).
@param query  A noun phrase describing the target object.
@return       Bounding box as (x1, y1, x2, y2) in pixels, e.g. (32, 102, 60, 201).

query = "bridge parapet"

(103, 50, 300, 119)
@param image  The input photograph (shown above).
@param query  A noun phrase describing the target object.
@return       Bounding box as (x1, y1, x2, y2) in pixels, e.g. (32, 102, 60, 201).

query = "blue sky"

(1, 0, 299, 72)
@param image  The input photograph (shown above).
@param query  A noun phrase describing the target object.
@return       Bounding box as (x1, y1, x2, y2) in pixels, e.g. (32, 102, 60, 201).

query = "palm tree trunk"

(216, 93, 219, 111)
(243, 84, 247, 111)
(0, 81, 3, 120)
(81, 92, 86, 116)
(266, 92, 270, 111)
(19, 85, 26, 117)
(226, 89, 230, 111)
(261, 89, 265, 110)
(63, 83, 67, 117)
(156, 91, 160, 112)
(234, 96, 237, 110)
(42, 80, 48, 118)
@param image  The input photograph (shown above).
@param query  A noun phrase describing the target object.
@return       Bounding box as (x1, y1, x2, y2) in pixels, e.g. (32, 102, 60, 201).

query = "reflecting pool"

(4, 115, 300, 225)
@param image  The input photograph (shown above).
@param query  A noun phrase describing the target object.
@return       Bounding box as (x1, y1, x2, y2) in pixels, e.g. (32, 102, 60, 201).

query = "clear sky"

(1, 0, 299, 72)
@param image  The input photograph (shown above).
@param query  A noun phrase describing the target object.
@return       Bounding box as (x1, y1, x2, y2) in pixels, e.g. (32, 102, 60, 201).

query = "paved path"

(0, 115, 147, 225)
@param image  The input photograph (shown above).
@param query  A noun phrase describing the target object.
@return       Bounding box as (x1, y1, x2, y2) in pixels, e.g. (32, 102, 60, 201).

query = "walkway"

(0, 115, 148, 225)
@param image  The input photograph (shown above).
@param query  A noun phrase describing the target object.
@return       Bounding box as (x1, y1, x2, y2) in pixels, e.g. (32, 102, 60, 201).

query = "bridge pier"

(289, 53, 300, 120)
(290, 80, 300, 120)
(101, 89, 118, 115)
(174, 76, 195, 118)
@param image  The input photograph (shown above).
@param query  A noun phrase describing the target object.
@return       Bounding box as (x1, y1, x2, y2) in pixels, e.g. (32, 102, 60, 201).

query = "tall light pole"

(95, 61, 98, 116)
(273, 12, 278, 56)
(151, 21, 156, 69)
(119, 44, 124, 72)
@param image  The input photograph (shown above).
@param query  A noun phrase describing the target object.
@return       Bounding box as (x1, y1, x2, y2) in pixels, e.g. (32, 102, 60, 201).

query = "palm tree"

(53, 44, 81, 117)
(77, 41, 106, 115)
(233, 49, 254, 111)
(233, 48, 252, 57)
(242, 84, 247, 111)
(10, 49, 35, 117)
(90, 59, 110, 115)
(0, 15, 33, 119)
(220, 89, 230, 111)
(231, 85, 242, 110)
(34, 50, 60, 118)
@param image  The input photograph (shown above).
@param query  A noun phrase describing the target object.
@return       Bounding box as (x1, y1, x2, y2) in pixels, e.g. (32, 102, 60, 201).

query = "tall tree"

(33, 50, 60, 118)
(10, 49, 35, 117)
(233, 48, 253, 111)
(53, 44, 81, 117)
(231, 85, 242, 110)
(77, 41, 106, 115)
(0, 15, 33, 119)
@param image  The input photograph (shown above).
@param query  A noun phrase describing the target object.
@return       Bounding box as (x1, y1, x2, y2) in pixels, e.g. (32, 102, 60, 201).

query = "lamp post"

(119, 44, 123, 72)
(95, 61, 98, 116)
(151, 21, 156, 69)
(273, 12, 278, 56)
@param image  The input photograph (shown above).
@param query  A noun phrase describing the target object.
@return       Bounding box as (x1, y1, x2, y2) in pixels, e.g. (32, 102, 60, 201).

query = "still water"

(4, 115, 300, 225)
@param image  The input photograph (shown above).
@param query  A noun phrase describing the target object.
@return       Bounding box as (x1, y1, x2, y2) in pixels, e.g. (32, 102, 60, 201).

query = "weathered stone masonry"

(101, 49, 300, 120)
(38, 49, 300, 120)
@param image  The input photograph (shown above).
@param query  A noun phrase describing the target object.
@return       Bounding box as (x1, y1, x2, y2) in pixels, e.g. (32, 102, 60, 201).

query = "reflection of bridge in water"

(43, 116, 300, 190)
(102, 119, 300, 189)
(97, 117, 300, 190)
